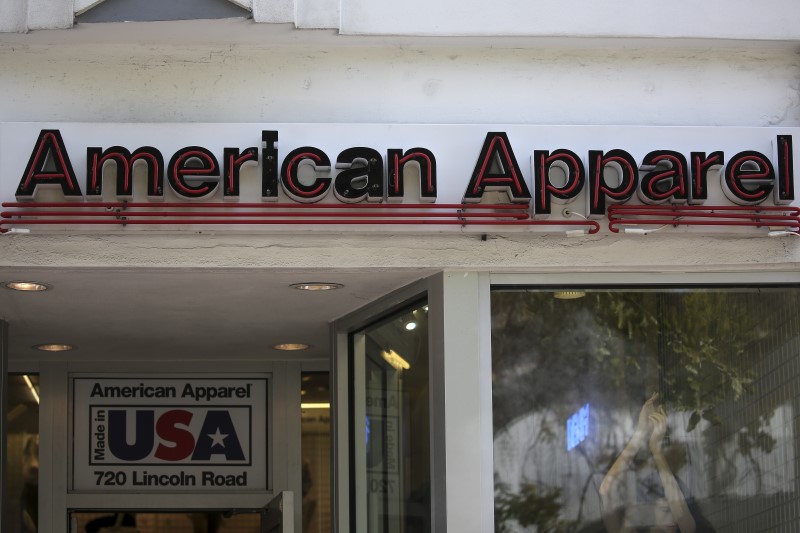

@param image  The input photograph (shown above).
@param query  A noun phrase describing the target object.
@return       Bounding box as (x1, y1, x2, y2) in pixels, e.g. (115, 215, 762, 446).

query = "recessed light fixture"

(404, 321, 417, 331)
(553, 290, 586, 300)
(290, 282, 343, 291)
(33, 343, 75, 352)
(5, 281, 48, 292)
(273, 343, 311, 351)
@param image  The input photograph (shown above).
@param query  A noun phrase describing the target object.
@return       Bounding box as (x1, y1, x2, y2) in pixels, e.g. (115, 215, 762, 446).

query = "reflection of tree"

(495, 479, 576, 533)
(491, 289, 786, 531)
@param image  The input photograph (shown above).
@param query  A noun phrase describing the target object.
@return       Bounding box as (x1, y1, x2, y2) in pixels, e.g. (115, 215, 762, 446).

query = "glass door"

(349, 300, 431, 533)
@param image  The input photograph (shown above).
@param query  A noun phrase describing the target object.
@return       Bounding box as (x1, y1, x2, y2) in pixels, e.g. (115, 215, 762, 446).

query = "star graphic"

(208, 428, 228, 448)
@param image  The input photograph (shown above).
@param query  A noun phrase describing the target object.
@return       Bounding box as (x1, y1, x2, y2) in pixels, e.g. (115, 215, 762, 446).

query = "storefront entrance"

(5, 269, 800, 532)
(1, 268, 425, 533)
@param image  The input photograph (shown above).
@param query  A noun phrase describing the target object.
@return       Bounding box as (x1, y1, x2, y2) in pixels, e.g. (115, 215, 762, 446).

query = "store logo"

(12, 128, 796, 217)
(91, 407, 248, 465)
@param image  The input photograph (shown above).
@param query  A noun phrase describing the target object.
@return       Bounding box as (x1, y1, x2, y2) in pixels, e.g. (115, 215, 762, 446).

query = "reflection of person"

(599, 393, 696, 533)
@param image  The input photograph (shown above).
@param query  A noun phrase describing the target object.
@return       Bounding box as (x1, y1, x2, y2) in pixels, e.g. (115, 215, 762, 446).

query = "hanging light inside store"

(33, 343, 75, 352)
(5, 281, 48, 292)
(553, 290, 586, 300)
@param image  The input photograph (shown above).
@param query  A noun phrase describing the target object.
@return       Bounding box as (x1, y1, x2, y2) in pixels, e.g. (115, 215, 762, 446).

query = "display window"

(491, 287, 800, 532)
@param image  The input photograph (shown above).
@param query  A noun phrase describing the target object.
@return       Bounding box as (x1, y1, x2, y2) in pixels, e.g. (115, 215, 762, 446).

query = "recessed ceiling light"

(553, 290, 586, 300)
(290, 282, 343, 291)
(33, 343, 75, 352)
(404, 321, 417, 331)
(273, 343, 310, 351)
(5, 281, 48, 292)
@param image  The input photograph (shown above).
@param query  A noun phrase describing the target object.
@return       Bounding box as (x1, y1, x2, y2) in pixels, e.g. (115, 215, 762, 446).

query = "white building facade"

(1, 1, 799, 532)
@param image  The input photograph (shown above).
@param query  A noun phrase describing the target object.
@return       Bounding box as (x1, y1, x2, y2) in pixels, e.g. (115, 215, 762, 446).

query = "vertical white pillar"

(0, 0, 28, 32)
(272, 361, 303, 533)
(429, 272, 492, 532)
(26, 0, 73, 29)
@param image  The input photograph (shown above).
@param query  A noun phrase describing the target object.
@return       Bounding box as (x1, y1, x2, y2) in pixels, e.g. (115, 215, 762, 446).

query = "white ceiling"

(0, 267, 431, 364)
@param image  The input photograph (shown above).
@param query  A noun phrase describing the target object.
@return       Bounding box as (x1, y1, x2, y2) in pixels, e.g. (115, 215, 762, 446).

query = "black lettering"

(168, 146, 220, 199)
(722, 151, 775, 205)
(223, 146, 258, 199)
(532, 149, 584, 215)
(588, 149, 638, 216)
(333, 147, 384, 203)
(280, 146, 331, 203)
(463, 132, 531, 203)
(86, 146, 164, 198)
(386, 148, 437, 202)
(16, 129, 82, 200)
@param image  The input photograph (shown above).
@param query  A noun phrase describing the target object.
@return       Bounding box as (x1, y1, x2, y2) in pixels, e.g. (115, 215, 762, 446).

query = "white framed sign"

(71, 375, 268, 492)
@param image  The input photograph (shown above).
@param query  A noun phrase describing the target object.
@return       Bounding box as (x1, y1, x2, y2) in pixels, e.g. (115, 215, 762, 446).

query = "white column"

(252, 0, 294, 23)
(27, 0, 73, 30)
(429, 271, 493, 532)
(0, 0, 28, 32)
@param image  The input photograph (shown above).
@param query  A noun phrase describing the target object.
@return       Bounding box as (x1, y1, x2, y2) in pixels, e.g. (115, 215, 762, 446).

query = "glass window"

(301, 372, 331, 533)
(492, 287, 800, 532)
(5, 374, 39, 533)
(351, 300, 430, 532)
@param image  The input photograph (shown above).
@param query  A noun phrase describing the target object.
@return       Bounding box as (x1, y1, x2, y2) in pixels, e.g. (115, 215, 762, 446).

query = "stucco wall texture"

(0, 16, 798, 272)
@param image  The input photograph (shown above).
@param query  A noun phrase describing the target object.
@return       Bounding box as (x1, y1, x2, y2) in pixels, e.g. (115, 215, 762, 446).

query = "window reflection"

(492, 289, 800, 532)
(5, 374, 40, 533)
(353, 300, 430, 532)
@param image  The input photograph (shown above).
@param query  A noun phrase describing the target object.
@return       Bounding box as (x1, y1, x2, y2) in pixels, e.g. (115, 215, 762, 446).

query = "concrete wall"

(341, 0, 800, 39)
(1, 34, 798, 126)
(0, 23, 798, 271)
(4, 0, 800, 38)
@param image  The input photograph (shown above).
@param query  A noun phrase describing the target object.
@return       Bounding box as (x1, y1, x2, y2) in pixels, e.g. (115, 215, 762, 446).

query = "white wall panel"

(26, 0, 73, 30)
(295, 0, 338, 29)
(5, 0, 800, 38)
(252, 0, 293, 23)
(341, 0, 800, 40)
(0, 0, 28, 32)
(0, 43, 797, 127)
